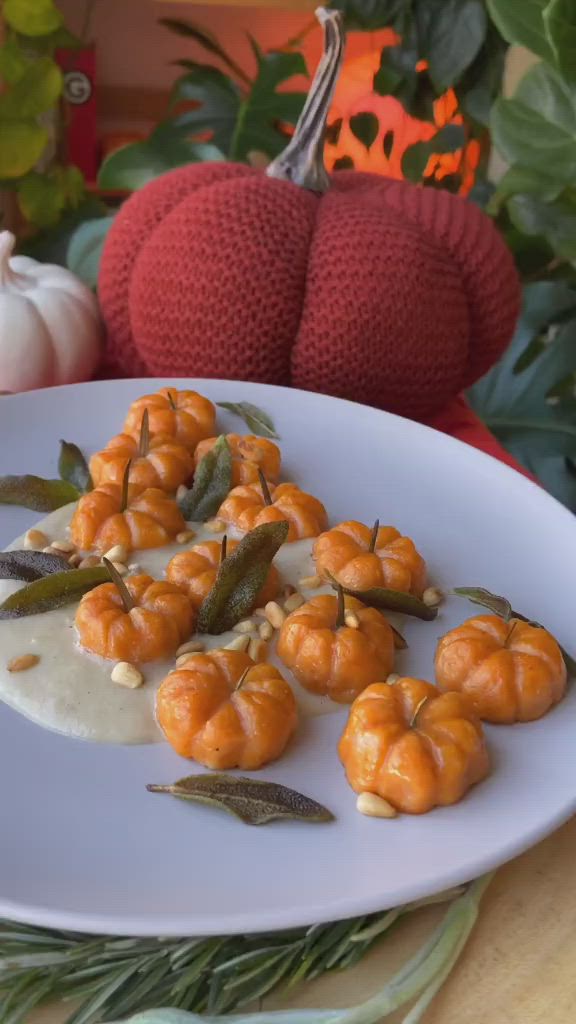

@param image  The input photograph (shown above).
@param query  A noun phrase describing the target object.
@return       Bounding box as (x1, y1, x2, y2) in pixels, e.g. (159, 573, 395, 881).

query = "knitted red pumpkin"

(99, 11, 519, 421)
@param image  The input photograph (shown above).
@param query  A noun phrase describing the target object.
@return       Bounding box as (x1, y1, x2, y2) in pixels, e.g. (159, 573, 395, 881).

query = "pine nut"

(7, 654, 39, 673)
(282, 584, 296, 599)
(176, 529, 196, 544)
(176, 484, 188, 502)
(248, 638, 268, 663)
(222, 634, 250, 652)
(205, 519, 225, 533)
(50, 539, 76, 554)
(68, 553, 83, 568)
(111, 561, 128, 577)
(24, 528, 48, 550)
(356, 792, 398, 819)
(298, 574, 321, 589)
(344, 611, 360, 629)
(176, 640, 205, 658)
(79, 555, 100, 569)
(253, 607, 267, 618)
(264, 601, 286, 629)
(259, 621, 273, 641)
(284, 592, 305, 613)
(386, 673, 401, 685)
(233, 618, 256, 634)
(103, 544, 128, 564)
(42, 546, 55, 554)
(423, 586, 444, 608)
(111, 662, 143, 688)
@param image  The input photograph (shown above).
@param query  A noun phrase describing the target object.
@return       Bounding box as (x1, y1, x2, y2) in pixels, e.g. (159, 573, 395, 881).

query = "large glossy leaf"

(417, 0, 487, 91)
(491, 63, 576, 185)
(507, 194, 576, 262)
(489, 166, 565, 212)
(3, 0, 62, 36)
(469, 283, 576, 508)
(231, 44, 307, 161)
(66, 215, 115, 288)
(544, 0, 576, 81)
(98, 123, 223, 192)
(171, 65, 241, 155)
(486, 0, 554, 62)
(329, 0, 406, 30)
(0, 120, 48, 178)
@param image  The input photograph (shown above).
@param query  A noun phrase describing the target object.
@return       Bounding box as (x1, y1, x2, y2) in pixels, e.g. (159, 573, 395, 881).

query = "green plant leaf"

(171, 64, 242, 155)
(66, 214, 115, 288)
(179, 436, 232, 522)
(147, 773, 334, 826)
(97, 123, 223, 192)
(544, 0, 576, 81)
(0, 56, 62, 118)
(489, 166, 565, 213)
(58, 441, 92, 493)
(0, 120, 48, 178)
(0, 566, 109, 620)
(469, 283, 576, 507)
(230, 44, 307, 161)
(507, 194, 576, 262)
(328, 575, 438, 621)
(417, 0, 487, 91)
(328, 0, 406, 30)
(18, 195, 108, 265)
(0, 549, 70, 582)
(0, 37, 29, 84)
(486, 0, 554, 62)
(216, 400, 280, 439)
(349, 111, 379, 150)
(16, 171, 65, 228)
(198, 520, 288, 634)
(0, 475, 80, 511)
(491, 63, 576, 185)
(3, 0, 62, 36)
(401, 124, 465, 182)
(160, 17, 252, 87)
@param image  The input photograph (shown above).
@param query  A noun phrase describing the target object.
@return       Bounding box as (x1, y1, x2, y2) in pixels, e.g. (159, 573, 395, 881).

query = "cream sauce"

(0, 504, 336, 744)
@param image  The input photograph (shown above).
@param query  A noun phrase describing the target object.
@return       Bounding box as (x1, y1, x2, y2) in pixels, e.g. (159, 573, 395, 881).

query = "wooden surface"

(31, 813, 576, 1024)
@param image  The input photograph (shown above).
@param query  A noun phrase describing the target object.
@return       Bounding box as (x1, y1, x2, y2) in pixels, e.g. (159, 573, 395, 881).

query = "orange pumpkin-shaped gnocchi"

(314, 520, 426, 596)
(217, 482, 327, 542)
(156, 649, 298, 769)
(435, 614, 567, 724)
(194, 433, 281, 486)
(339, 678, 489, 814)
(90, 432, 193, 492)
(76, 574, 195, 662)
(70, 483, 186, 553)
(277, 594, 394, 703)
(123, 388, 215, 451)
(166, 539, 279, 612)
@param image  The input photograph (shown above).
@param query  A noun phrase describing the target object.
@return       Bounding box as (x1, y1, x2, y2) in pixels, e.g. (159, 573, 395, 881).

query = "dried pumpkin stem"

(120, 460, 131, 513)
(220, 535, 228, 563)
(234, 666, 251, 691)
(368, 518, 380, 553)
(103, 557, 135, 613)
(266, 8, 345, 194)
(138, 408, 150, 458)
(257, 469, 273, 507)
(167, 390, 177, 411)
(336, 584, 346, 630)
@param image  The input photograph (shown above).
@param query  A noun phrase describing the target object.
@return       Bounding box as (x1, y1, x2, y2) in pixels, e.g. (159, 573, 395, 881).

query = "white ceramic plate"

(1, 378, 575, 938)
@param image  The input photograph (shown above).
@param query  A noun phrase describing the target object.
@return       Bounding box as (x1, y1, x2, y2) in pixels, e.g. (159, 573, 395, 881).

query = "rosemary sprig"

(0, 879, 490, 1024)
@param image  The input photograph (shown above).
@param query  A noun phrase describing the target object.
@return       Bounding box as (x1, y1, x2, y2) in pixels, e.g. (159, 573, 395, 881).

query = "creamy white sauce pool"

(0, 504, 337, 744)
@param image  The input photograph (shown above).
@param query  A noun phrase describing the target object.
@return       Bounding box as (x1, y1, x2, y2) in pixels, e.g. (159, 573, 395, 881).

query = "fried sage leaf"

(454, 586, 576, 676)
(0, 549, 70, 582)
(217, 401, 280, 440)
(0, 475, 80, 512)
(179, 435, 232, 521)
(58, 440, 92, 493)
(0, 566, 109, 619)
(329, 575, 438, 622)
(147, 773, 334, 826)
(198, 520, 288, 634)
